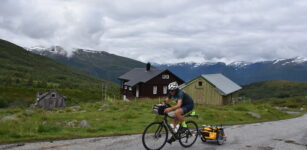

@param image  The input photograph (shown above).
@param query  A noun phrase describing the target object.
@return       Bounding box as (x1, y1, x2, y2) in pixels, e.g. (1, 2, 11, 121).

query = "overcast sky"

(1, 0, 307, 64)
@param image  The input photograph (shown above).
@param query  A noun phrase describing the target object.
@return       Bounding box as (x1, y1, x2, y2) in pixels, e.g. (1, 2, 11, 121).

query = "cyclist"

(164, 81, 194, 143)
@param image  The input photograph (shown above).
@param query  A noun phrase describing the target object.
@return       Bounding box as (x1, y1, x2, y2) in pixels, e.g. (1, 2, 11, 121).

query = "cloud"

(0, 0, 307, 64)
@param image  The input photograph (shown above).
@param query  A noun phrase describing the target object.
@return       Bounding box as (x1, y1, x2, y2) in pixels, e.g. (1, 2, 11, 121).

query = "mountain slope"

(29, 47, 146, 83)
(0, 39, 118, 106)
(155, 58, 307, 85)
(0, 39, 105, 88)
(239, 80, 307, 100)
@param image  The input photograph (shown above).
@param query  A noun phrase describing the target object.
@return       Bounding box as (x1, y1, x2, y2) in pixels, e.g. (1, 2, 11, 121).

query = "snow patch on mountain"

(75, 49, 106, 55)
(27, 46, 69, 56)
(228, 61, 251, 68)
(290, 57, 307, 64)
(156, 62, 219, 68)
(273, 58, 286, 64)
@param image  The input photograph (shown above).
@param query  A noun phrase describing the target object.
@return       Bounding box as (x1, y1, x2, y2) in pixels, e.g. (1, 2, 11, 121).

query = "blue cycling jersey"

(168, 90, 194, 106)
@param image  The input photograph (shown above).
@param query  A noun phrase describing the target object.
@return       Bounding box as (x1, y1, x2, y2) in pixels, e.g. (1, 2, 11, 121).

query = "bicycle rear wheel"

(217, 129, 226, 145)
(142, 122, 168, 150)
(179, 120, 199, 147)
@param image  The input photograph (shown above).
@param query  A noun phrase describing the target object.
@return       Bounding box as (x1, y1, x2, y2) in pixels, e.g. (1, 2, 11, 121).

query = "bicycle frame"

(160, 114, 179, 137)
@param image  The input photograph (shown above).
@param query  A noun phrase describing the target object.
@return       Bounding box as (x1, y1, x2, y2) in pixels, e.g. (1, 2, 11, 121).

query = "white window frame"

(129, 87, 132, 91)
(162, 74, 169, 79)
(163, 86, 168, 94)
(153, 86, 157, 95)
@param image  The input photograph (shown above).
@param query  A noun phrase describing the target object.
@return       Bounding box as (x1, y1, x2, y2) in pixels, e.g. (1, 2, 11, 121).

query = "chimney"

(146, 62, 151, 71)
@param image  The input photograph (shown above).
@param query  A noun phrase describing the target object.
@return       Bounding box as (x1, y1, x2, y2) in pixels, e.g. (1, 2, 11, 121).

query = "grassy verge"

(0, 85, 120, 107)
(0, 98, 306, 144)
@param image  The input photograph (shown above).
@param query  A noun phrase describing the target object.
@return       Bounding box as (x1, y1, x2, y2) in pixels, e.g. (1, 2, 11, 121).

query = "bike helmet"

(168, 81, 179, 90)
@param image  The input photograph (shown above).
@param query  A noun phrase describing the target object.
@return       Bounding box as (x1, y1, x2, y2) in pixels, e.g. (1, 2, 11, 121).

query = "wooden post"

(105, 82, 107, 101)
(102, 82, 105, 101)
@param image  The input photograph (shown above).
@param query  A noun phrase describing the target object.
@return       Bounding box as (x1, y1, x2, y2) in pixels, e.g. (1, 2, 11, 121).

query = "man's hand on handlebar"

(164, 107, 172, 113)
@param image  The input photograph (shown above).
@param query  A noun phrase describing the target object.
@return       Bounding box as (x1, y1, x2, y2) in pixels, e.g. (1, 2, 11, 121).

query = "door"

(136, 85, 139, 98)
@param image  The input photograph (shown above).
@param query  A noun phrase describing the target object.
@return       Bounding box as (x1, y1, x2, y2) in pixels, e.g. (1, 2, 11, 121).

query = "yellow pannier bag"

(202, 127, 217, 139)
(200, 125, 226, 145)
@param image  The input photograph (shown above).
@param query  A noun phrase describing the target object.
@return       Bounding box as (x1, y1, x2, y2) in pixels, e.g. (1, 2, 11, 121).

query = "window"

(162, 74, 169, 79)
(198, 81, 203, 86)
(51, 93, 56, 98)
(129, 87, 132, 91)
(124, 86, 127, 89)
(153, 86, 157, 95)
(163, 86, 168, 94)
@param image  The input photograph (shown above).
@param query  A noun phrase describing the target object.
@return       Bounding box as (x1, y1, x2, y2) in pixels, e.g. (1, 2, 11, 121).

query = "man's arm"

(164, 99, 182, 113)
(171, 99, 182, 110)
(164, 97, 170, 104)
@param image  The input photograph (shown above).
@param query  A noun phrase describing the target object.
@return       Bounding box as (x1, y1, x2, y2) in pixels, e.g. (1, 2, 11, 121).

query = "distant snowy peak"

(272, 58, 287, 64)
(289, 56, 307, 64)
(27, 46, 110, 57)
(271, 57, 307, 66)
(26, 45, 46, 51)
(229, 57, 307, 68)
(157, 57, 307, 70)
(158, 62, 219, 68)
(48, 46, 67, 56)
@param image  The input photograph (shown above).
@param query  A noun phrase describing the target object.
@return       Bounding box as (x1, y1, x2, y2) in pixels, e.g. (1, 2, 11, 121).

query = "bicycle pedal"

(167, 137, 176, 144)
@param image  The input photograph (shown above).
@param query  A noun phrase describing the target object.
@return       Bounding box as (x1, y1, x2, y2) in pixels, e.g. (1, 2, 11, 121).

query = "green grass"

(253, 96, 307, 108)
(0, 98, 305, 144)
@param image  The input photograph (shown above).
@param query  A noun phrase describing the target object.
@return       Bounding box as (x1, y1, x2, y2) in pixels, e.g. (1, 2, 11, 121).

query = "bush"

(0, 96, 9, 108)
(277, 93, 290, 98)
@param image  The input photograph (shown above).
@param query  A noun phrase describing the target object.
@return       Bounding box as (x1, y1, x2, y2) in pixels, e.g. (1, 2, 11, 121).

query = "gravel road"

(1, 114, 307, 150)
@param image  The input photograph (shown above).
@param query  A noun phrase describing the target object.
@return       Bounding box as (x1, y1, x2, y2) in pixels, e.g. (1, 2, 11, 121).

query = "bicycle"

(142, 104, 199, 150)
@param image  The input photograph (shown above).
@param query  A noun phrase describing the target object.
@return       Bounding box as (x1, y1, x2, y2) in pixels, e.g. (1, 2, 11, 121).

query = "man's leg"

(168, 108, 184, 144)
(174, 108, 184, 127)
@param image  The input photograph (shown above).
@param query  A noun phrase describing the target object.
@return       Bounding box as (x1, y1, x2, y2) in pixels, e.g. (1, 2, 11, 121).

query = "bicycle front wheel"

(179, 120, 199, 147)
(142, 122, 168, 150)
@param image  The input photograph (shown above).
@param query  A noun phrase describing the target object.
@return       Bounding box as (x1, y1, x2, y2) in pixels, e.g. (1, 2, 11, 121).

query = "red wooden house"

(118, 63, 184, 99)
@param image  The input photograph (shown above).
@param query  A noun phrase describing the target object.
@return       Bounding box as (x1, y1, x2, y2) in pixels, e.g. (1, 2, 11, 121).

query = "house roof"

(118, 68, 165, 86)
(201, 74, 242, 95)
(180, 74, 242, 96)
(37, 90, 65, 102)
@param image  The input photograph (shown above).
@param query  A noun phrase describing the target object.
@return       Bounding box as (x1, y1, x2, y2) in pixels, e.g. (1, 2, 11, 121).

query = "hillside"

(155, 58, 307, 85)
(239, 80, 307, 100)
(29, 47, 146, 83)
(0, 39, 119, 107)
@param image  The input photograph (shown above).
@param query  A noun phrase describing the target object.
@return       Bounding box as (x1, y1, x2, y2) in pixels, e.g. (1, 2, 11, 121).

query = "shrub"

(37, 124, 61, 133)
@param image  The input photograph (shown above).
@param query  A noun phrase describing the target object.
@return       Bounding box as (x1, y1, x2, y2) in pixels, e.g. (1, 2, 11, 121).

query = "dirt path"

(1, 114, 307, 150)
